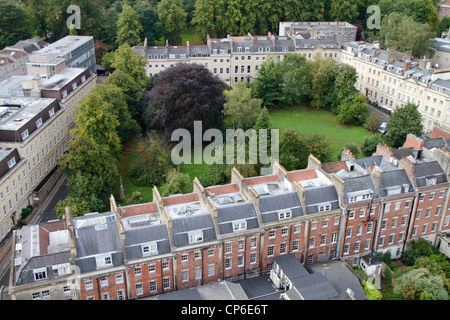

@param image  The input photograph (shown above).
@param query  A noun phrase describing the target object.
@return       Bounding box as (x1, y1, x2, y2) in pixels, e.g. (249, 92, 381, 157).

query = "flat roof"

(32, 36, 93, 58)
(0, 96, 56, 131)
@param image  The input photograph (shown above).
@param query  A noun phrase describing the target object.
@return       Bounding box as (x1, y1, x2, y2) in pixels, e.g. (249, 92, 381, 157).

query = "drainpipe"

(336, 197, 347, 259)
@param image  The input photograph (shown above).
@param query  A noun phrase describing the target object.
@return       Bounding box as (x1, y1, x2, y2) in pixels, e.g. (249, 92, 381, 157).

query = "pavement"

(0, 173, 67, 300)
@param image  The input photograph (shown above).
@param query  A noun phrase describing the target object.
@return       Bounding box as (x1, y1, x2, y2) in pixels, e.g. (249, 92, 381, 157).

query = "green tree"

(361, 134, 385, 156)
(160, 168, 192, 196)
(385, 103, 423, 148)
(199, 163, 229, 187)
(157, 0, 188, 45)
(253, 57, 284, 108)
(73, 86, 122, 157)
(191, 0, 219, 40)
(57, 135, 119, 207)
(128, 134, 175, 187)
(305, 132, 333, 164)
(0, 0, 32, 48)
(394, 268, 448, 300)
(279, 129, 307, 171)
(223, 82, 262, 130)
(126, 191, 147, 205)
(336, 93, 369, 126)
(55, 196, 92, 220)
(117, 3, 143, 46)
(134, 0, 165, 45)
(402, 238, 440, 266)
(100, 6, 120, 46)
(307, 56, 339, 109)
(380, 12, 435, 57)
(279, 53, 310, 106)
(364, 113, 381, 133)
(361, 280, 382, 300)
(104, 69, 145, 124)
(437, 16, 450, 37)
(329, 0, 360, 22)
(106, 43, 149, 89)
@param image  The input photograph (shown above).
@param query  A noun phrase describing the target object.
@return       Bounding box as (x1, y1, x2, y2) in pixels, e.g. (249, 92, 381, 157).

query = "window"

(318, 203, 331, 212)
(357, 225, 362, 235)
(195, 267, 202, 279)
(163, 277, 170, 289)
(391, 218, 397, 228)
(355, 242, 360, 252)
(208, 264, 214, 276)
(181, 269, 189, 282)
(378, 236, 384, 247)
(225, 258, 231, 269)
(233, 220, 247, 231)
(100, 277, 108, 287)
(268, 230, 275, 239)
(359, 209, 365, 218)
(225, 242, 232, 254)
(136, 283, 143, 295)
(364, 239, 370, 250)
(281, 227, 288, 236)
(292, 240, 299, 251)
(346, 227, 352, 238)
(389, 234, 395, 244)
(188, 230, 203, 243)
(278, 210, 292, 220)
(21, 129, 29, 140)
(85, 280, 93, 291)
(116, 274, 123, 284)
(36, 118, 43, 128)
(267, 245, 274, 256)
(320, 235, 326, 246)
(238, 239, 245, 251)
(250, 252, 257, 263)
(134, 267, 142, 276)
(402, 216, 408, 226)
(238, 255, 244, 265)
(33, 268, 47, 281)
(381, 219, 387, 229)
(331, 232, 337, 243)
(7, 157, 16, 169)
(181, 254, 188, 262)
(343, 244, 350, 255)
(309, 237, 315, 248)
(48, 108, 55, 117)
(251, 237, 257, 248)
(422, 224, 428, 234)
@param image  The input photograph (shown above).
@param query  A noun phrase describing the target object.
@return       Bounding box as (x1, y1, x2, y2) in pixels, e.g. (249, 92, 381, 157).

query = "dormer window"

(36, 118, 42, 128)
(48, 108, 55, 117)
(142, 242, 158, 256)
(426, 177, 437, 186)
(233, 220, 247, 232)
(21, 129, 29, 140)
(95, 253, 112, 269)
(7, 157, 16, 169)
(278, 209, 292, 220)
(33, 267, 47, 281)
(318, 203, 331, 212)
(188, 230, 203, 244)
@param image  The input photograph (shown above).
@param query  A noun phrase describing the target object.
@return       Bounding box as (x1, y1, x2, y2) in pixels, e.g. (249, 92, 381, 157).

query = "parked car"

(378, 122, 387, 134)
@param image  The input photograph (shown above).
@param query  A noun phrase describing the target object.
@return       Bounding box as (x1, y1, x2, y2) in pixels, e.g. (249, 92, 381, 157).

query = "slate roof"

(342, 175, 379, 204)
(216, 202, 259, 235)
(274, 254, 340, 300)
(378, 169, 413, 197)
(413, 161, 448, 187)
(171, 213, 217, 247)
(258, 191, 304, 223)
(73, 213, 124, 273)
(125, 223, 171, 260)
(304, 185, 340, 214)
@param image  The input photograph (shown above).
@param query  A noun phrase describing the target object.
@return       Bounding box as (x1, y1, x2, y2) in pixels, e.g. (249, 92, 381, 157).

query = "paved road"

(37, 180, 68, 223)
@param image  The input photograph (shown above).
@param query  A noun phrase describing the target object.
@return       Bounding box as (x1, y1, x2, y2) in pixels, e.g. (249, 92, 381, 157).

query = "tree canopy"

(146, 63, 225, 137)
(385, 103, 423, 148)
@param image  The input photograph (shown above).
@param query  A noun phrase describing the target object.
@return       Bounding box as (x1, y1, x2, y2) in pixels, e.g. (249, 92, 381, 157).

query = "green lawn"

(117, 139, 154, 204)
(117, 104, 370, 201)
(155, 26, 203, 46)
(269, 103, 371, 159)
